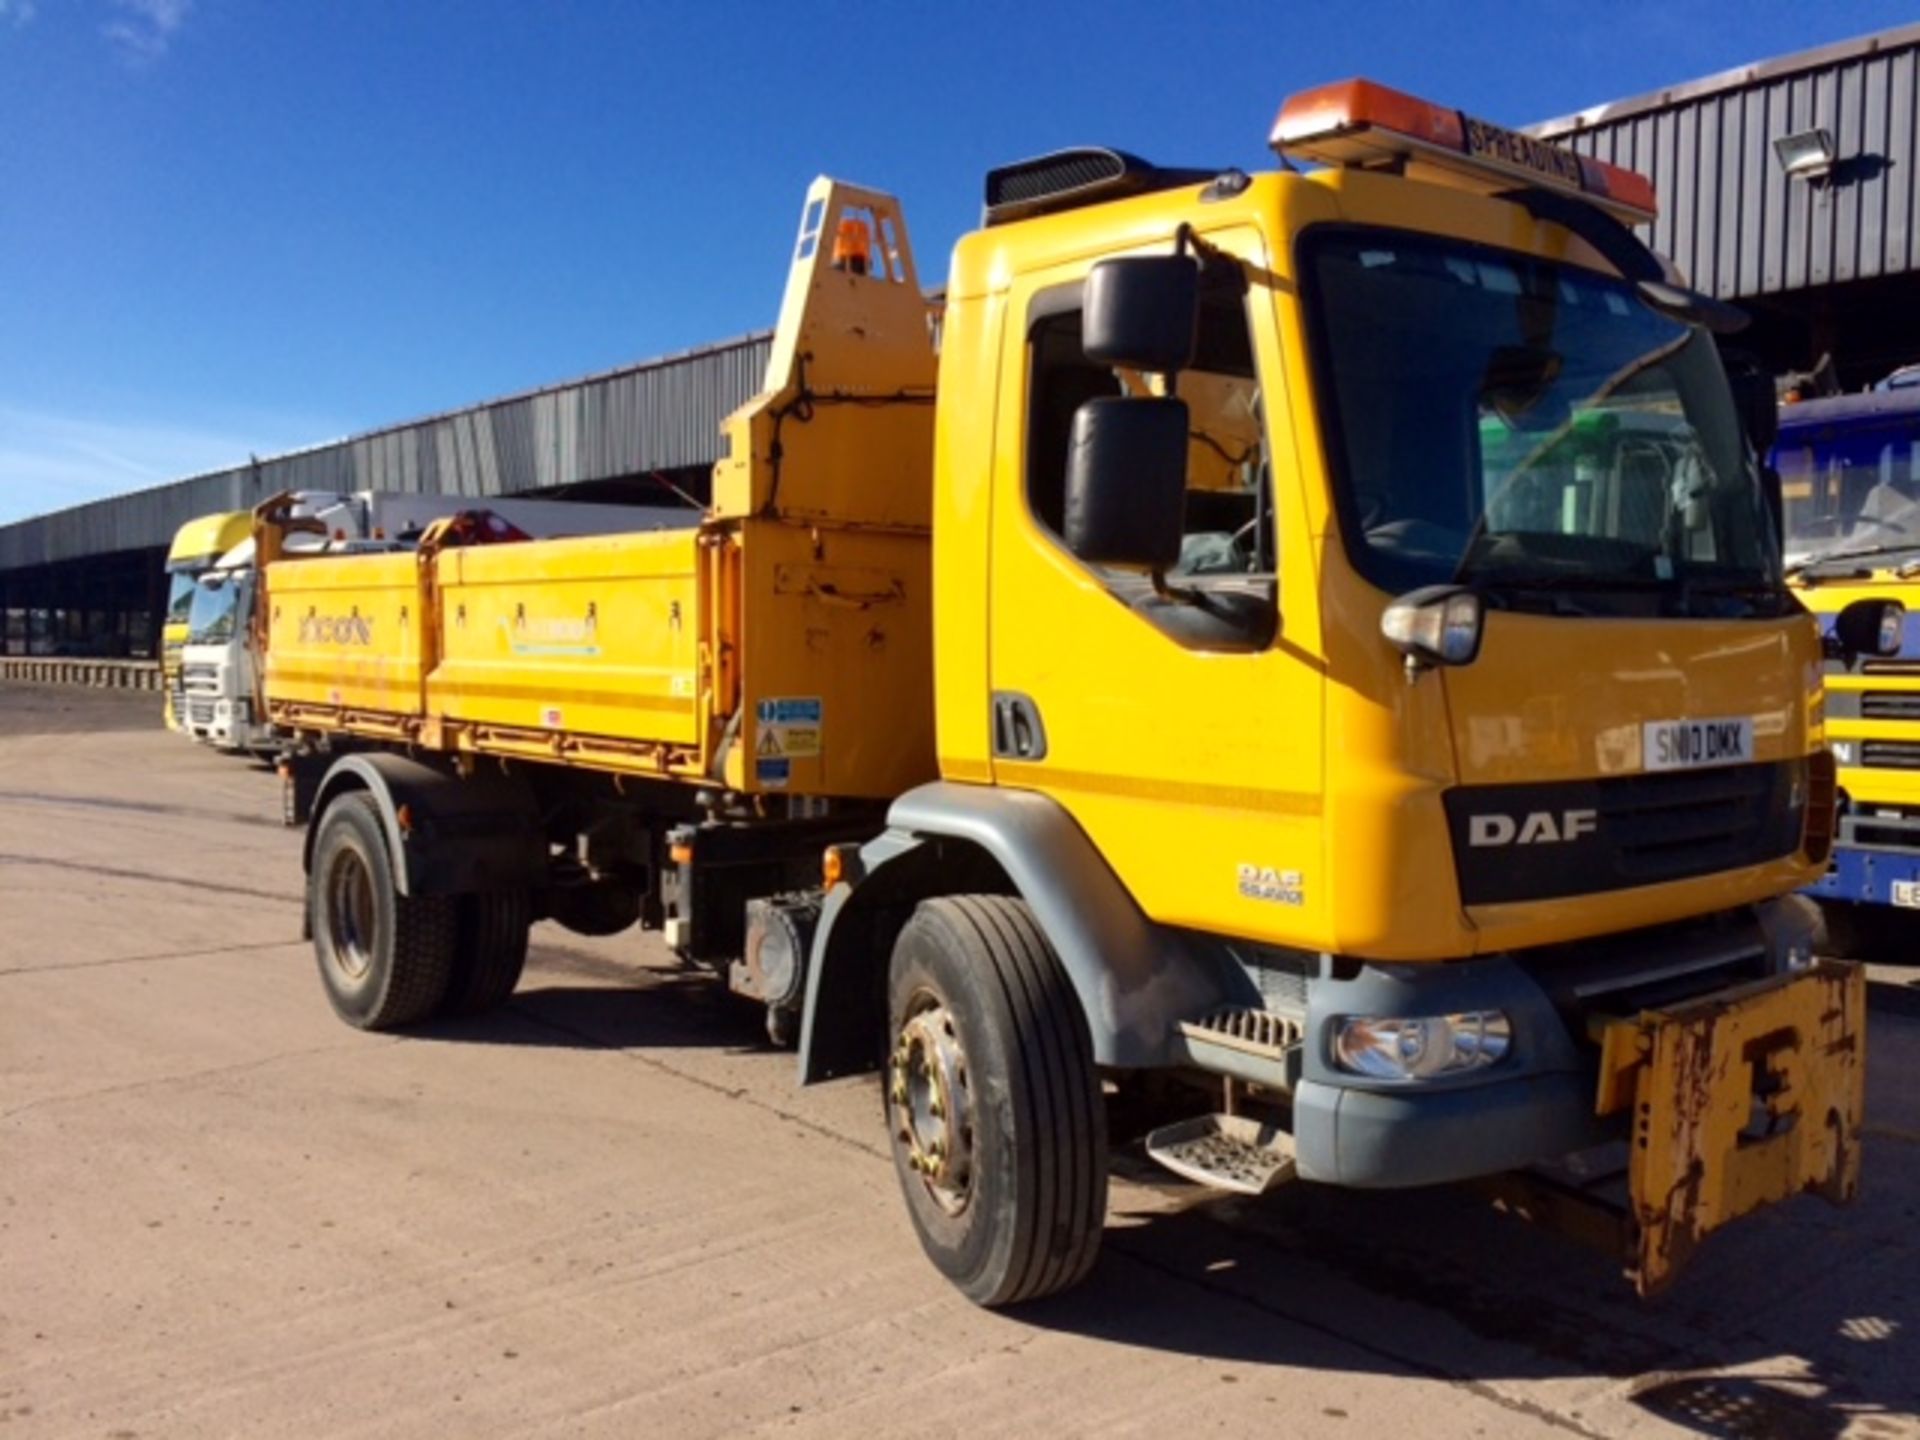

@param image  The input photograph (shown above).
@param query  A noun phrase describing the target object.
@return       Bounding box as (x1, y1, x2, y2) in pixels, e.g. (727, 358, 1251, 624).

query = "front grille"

(186, 698, 216, 726)
(171, 677, 187, 717)
(1862, 740, 1920, 770)
(1862, 691, 1920, 721)
(183, 662, 220, 692)
(1445, 760, 1802, 906)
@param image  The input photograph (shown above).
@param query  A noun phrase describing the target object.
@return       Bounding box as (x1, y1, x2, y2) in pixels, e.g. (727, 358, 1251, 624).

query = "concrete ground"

(2, 684, 1917, 1440)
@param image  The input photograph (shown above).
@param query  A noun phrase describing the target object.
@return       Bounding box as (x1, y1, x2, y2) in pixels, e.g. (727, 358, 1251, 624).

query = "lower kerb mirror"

(1063, 397, 1189, 571)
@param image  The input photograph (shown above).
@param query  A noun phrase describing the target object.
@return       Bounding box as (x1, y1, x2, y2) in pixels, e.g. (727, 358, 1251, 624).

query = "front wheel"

(884, 895, 1107, 1307)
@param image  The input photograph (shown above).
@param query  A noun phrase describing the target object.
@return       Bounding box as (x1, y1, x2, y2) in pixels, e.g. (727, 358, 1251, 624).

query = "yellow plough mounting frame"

(1595, 959, 1866, 1295)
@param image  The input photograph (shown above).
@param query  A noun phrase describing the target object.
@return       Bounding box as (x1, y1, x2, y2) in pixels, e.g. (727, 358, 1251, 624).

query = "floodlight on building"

(1773, 127, 1836, 182)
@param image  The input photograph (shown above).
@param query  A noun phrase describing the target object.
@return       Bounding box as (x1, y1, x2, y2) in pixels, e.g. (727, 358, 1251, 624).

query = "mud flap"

(1595, 959, 1866, 1295)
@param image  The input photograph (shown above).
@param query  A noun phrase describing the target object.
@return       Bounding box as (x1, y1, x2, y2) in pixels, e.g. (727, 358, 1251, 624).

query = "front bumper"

(1276, 906, 1860, 1294)
(1293, 1068, 1614, 1187)
(1288, 899, 1817, 1190)
(185, 696, 273, 751)
(1806, 838, 1920, 909)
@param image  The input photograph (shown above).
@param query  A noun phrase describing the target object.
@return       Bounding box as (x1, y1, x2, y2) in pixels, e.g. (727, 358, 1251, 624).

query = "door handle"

(990, 691, 1048, 761)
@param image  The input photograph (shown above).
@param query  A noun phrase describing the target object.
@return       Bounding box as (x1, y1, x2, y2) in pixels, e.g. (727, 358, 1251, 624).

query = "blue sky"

(1, 0, 1912, 524)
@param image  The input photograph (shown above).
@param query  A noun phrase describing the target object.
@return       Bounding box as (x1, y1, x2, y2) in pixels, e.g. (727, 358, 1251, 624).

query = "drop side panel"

(428, 531, 706, 747)
(263, 552, 430, 719)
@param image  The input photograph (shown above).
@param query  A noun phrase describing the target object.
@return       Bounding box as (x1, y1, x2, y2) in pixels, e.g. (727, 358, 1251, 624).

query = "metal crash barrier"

(0, 658, 162, 691)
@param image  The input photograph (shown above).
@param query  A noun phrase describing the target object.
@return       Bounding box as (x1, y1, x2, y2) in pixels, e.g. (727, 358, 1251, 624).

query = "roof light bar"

(1271, 78, 1658, 228)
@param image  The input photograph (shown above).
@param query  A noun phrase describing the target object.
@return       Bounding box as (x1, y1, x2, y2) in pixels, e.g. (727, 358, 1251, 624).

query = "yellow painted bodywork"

(264, 178, 937, 802)
(162, 510, 253, 729)
(264, 551, 431, 736)
(1595, 960, 1864, 1294)
(430, 532, 705, 747)
(940, 165, 1829, 962)
(1792, 571, 1920, 807)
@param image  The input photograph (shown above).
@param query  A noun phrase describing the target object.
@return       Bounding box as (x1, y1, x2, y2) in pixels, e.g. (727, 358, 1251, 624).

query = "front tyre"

(885, 895, 1106, 1307)
(309, 792, 456, 1030)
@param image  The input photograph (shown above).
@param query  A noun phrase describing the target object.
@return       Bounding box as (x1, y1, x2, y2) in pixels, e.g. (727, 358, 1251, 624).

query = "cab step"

(1144, 1113, 1298, 1195)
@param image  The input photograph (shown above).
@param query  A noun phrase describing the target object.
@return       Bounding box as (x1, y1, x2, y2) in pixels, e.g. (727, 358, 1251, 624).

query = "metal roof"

(1530, 23, 1920, 301)
(1776, 384, 1920, 431)
(0, 329, 771, 571)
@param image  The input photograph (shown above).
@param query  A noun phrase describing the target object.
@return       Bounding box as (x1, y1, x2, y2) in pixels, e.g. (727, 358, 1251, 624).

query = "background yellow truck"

(162, 510, 253, 729)
(265, 79, 1895, 1307)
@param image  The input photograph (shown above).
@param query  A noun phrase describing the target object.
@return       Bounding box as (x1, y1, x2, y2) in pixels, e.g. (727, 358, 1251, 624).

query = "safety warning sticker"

(754, 696, 822, 758)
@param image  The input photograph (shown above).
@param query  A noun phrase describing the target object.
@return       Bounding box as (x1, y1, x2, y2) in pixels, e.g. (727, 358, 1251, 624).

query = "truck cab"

(1780, 381, 1920, 934)
(162, 510, 253, 730)
(180, 547, 268, 750)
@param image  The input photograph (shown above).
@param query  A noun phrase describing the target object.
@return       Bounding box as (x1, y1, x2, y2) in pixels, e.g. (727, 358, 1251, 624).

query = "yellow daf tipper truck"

(163, 509, 253, 728)
(263, 79, 1899, 1308)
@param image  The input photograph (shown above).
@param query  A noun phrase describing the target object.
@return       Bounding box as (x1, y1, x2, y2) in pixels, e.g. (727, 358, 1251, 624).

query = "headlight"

(1331, 1011, 1511, 1081)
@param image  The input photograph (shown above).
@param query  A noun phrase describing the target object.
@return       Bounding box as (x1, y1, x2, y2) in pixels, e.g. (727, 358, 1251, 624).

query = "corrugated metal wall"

(1533, 26, 1920, 301)
(0, 332, 770, 570)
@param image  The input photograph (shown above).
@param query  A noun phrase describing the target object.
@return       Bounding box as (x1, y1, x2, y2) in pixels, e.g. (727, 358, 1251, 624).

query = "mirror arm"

(1149, 569, 1203, 606)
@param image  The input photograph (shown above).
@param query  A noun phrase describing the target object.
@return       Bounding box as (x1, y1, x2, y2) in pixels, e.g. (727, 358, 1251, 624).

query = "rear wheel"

(309, 792, 455, 1030)
(442, 889, 531, 1016)
(884, 895, 1106, 1307)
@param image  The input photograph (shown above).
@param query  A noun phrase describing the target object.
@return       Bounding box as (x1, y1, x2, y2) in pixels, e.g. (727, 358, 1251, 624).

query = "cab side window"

(1025, 262, 1273, 590)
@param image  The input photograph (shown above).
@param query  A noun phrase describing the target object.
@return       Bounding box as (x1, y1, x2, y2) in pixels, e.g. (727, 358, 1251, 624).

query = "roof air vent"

(983, 148, 1218, 226)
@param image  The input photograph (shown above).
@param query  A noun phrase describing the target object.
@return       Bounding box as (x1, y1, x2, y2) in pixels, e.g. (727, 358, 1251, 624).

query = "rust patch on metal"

(1592, 960, 1866, 1295)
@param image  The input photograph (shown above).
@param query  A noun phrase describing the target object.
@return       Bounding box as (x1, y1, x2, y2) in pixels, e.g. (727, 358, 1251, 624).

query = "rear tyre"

(884, 895, 1106, 1307)
(442, 889, 531, 1017)
(309, 792, 456, 1030)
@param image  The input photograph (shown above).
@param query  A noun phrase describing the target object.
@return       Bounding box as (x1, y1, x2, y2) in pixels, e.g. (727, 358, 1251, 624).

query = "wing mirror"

(1829, 597, 1906, 660)
(1083, 256, 1199, 373)
(1063, 397, 1189, 572)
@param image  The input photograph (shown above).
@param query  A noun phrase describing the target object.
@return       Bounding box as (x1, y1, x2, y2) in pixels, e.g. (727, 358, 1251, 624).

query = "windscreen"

(1776, 410, 1920, 569)
(166, 573, 197, 629)
(1307, 229, 1776, 613)
(186, 573, 248, 646)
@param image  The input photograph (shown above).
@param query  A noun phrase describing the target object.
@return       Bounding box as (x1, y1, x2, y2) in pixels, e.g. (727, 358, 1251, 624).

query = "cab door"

(986, 226, 1330, 948)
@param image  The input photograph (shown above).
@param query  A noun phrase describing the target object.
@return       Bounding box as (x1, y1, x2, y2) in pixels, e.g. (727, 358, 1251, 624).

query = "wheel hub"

(889, 997, 973, 1215)
(324, 846, 376, 984)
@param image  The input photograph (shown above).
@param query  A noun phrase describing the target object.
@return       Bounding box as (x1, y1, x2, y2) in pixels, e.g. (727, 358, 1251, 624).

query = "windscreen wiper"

(1786, 539, 1920, 579)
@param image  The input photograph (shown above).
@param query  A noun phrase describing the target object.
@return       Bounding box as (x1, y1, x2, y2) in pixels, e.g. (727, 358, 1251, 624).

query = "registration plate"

(1892, 880, 1920, 909)
(1642, 716, 1753, 772)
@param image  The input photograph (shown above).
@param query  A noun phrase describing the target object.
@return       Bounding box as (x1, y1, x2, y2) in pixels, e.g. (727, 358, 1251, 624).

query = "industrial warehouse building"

(4, 20, 1918, 659)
